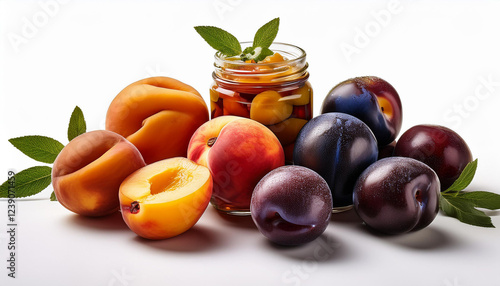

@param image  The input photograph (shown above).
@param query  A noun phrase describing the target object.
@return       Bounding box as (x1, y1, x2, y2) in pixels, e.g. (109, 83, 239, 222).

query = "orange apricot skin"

(52, 130, 146, 217)
(105, 77, 209, 164)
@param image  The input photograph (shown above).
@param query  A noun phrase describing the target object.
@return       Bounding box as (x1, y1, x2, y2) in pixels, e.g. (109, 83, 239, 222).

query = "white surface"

(1, 0, 500, 285)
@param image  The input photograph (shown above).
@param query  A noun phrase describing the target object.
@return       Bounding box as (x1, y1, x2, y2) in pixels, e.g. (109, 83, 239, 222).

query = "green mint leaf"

(254, 47, 274, 62)
(253, 17, 279, 49)
(240, 47, 273, 62)
(439, 193, 494, 228)
(240, 46, 256, 61)
(0, 166, 52, 198)
(443, 159, 478, 194)
(50, 191, 58, 201)
(9, 135, 65, 164)
(455, 191, 500, 210)
(194, 26, 241, 57)
(68, 106, 86, 141)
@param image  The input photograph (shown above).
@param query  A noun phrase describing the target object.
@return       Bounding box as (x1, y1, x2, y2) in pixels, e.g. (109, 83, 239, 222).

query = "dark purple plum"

(353, 157, 440, 235)
(293, 112, 378, 209)
(394, 124, 473, 190)
(321, 76, 402, 146)
(250, 166, 332, 246)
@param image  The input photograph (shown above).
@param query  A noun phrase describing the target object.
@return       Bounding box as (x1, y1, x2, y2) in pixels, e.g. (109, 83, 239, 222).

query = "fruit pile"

(40, 70, 485, 245)
(3, 16, 498, 248)
(252, 75, 477, 244)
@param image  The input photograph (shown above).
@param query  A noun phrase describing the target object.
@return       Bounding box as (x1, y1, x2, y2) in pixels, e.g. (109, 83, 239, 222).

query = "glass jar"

(209, 42, 312, 214)
(210, 42, 312, 163)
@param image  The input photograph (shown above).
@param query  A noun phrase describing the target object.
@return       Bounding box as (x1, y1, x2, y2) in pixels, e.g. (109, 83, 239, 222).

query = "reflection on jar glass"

(210, 42, 312, 164)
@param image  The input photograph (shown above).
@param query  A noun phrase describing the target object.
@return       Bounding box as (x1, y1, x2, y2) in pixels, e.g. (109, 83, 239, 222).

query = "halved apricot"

(267, 118, 308, 146)
(262, 52, 285, 63)
(223, 98, 251, 118)
(119, 157, 212, 240)
(280, 81, 312, 106)
(250, 90, 293, 125)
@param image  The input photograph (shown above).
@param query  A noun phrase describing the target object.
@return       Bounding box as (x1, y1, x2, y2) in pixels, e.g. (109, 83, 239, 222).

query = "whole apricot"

(106, 77, 209, 164)
(52, 130, 146, 217)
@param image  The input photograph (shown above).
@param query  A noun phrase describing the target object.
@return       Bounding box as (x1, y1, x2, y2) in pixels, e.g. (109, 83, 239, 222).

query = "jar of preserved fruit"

(210, 42, 312, 164)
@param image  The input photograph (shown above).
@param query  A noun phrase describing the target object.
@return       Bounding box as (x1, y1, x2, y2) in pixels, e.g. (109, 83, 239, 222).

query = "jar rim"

(214, 41, 307, 66)
(213, 42, 308, 84)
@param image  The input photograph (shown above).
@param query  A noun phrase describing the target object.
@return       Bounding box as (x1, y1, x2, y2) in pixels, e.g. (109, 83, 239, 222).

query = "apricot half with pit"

(119, 157, 212, 240)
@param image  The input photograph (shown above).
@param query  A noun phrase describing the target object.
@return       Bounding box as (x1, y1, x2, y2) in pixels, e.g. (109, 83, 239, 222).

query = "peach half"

(52, 130, 146, 217)
(119, 157, 212, 240)
(187, 116, 285, 214)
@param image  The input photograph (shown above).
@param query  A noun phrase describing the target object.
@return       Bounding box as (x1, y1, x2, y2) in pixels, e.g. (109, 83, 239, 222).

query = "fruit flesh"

(250, 90, 293, 125)
(119, 157, 212, 240)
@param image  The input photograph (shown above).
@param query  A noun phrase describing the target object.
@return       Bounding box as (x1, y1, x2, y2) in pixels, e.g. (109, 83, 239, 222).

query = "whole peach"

(188, 116, 285, 214)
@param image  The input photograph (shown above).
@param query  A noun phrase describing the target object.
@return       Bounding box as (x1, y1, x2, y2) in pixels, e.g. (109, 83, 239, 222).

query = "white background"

(1, 0, 500, 285)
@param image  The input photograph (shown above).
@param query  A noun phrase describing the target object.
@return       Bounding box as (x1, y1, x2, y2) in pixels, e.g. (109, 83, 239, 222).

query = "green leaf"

(254, 47, 274, 62)
(444, 159, 478, 194)
(240, 46, 274, 62)
(439, 193, 494, 228)
(0, 166, 52, 198)
(194, 26, 242, 57)
(67, 106, 86, 141)
(455, 191, 500, 210)
(9, 136, 65, 164)
(253, 17, 280, 49)
(50, 191, 58, 201)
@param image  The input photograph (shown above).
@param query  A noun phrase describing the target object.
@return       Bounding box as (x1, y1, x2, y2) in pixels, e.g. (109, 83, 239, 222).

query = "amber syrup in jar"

(209, 42, 312, 214)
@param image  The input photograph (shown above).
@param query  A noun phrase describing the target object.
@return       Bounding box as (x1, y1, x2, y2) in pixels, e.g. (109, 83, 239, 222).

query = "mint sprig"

(1, 106, 87, 199)
(439, 159, 500, 227)
(195, 17, 280, 63)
